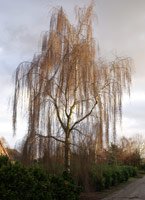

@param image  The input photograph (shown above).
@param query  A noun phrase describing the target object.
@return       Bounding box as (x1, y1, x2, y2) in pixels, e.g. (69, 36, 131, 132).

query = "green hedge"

(0, 156, 81, 200)
(91, 164, 138, 191)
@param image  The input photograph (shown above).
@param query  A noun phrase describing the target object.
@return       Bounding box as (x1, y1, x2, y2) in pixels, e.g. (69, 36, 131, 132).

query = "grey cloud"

(123, 101, 145, 120)
(121, 95, 145, 136)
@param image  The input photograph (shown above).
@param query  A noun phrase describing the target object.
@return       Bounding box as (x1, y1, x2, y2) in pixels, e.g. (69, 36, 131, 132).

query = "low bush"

(0, 156, 81, 200)
(91, 164, 105, 191)
(91, 164, 138, 191)
(139, 163, 145, 172)
(50, 171, 82, 200)
(0, 162, 52, 200)
(0, 155, 10, 168)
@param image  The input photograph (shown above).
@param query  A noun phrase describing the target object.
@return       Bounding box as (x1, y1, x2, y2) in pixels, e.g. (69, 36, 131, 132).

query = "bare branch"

(36, 134, 65, 143)
(70, 100, 98, 130)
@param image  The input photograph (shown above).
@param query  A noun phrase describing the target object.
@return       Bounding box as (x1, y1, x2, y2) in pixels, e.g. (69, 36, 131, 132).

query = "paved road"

(103, 176, 145, 200)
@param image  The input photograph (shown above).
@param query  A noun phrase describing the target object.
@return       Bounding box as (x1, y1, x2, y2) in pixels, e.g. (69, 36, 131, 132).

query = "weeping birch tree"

(13, 5, 132, 172)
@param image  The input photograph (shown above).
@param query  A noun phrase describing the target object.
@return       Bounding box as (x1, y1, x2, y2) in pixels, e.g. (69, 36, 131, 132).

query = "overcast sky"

(0, 0, 145, 147)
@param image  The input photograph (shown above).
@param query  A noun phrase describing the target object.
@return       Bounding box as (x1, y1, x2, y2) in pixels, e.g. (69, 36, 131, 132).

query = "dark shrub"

(0, 156, 81, 200)
(103, 169, 113, 189)
(0, 162, 52, 200)
(90, 165, 105, 191)
(91, 164, 138, 191)
(0, 155, 10, 168)
(50, 171, 82, 200)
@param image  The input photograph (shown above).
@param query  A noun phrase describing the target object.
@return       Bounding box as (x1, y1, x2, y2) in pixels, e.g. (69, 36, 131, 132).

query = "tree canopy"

(13, 4, 132, 170)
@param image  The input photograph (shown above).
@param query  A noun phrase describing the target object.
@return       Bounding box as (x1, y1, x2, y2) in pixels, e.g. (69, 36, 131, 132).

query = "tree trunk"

(64, 133, 71, 173)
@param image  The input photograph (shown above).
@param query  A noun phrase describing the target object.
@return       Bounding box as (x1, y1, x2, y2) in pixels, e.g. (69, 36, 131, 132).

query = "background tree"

(13, 4, 132, 172)
(118, 134, 145, 166)
(120, 134, 145, 157)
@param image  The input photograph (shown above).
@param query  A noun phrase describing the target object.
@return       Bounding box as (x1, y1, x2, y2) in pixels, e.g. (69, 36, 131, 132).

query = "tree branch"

(36, 134, 79, 147)
(36, 134, 65, 143)
(70, 100, 98, 131)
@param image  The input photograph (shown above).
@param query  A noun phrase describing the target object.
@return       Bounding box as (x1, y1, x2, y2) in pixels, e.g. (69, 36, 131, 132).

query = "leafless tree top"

(13, 4, 132, 160)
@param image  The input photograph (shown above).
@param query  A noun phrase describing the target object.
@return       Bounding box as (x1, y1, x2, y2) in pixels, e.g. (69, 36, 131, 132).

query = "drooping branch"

(12, 4, 132, 166)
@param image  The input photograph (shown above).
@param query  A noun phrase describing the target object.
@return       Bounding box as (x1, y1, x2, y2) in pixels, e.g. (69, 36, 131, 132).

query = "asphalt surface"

(102, 176, 145, 200)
